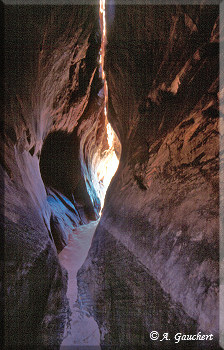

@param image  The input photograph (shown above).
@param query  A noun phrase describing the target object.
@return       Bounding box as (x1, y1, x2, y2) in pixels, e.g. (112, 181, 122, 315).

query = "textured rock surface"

(47, 187, 89, 253)
(78, 4, 220, 348)
(3, 5, 101, 348)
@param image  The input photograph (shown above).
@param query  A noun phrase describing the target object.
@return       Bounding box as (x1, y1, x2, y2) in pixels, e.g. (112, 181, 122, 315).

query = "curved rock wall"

(3, 5, 101, 347)
(78, 4, 220, 348)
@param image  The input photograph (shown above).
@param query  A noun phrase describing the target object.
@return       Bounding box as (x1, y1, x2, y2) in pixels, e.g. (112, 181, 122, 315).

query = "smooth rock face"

(78, 4, 220, 348)
(78, 226, 198, 348)
(3, 5, 101, 348)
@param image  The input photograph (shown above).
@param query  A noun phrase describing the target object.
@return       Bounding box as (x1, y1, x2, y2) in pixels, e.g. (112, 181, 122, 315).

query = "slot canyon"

(1, 1, 222, 349)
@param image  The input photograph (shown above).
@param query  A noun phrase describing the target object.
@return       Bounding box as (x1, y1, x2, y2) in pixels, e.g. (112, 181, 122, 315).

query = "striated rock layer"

(2, 5, 102, 348)
(78, 4, 220, 348)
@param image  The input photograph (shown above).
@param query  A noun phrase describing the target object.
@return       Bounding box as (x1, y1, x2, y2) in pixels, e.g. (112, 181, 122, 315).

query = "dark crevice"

(29, 146, 35, 156)
(40, 130, 97, 221)
(179, 118, 195, 129)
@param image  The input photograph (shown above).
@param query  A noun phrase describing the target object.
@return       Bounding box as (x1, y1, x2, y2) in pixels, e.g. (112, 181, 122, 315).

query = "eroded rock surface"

(78, 4, 220, 348)
(3, 5, 101, 348)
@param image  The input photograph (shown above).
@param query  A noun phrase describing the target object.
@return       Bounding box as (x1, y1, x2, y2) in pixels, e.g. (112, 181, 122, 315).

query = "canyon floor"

(59, 221, 101, 348)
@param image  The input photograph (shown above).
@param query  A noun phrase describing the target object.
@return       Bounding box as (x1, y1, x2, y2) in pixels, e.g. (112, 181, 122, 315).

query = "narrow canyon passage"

(2, 2, 221, 349)
(58, 221, 100, 347)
